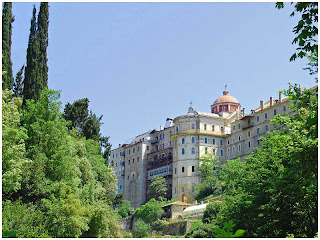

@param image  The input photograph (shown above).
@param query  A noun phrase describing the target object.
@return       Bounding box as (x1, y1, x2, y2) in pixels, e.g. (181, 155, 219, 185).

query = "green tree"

(148, 176, 167, 200)
(37, 2, 49, 86)
(2, 90, 30, 195)
(194, 154, 222, 201)
(134, 198, 164, 224)
(23, 5, 42, 102)
(13, 65, 25, 98)
(116, 200, 133, 219)
(2, 2, 14, 90)
(63, 98, 89, 130)
(219, 85, 318, 237)
(133, 219, 151, 238)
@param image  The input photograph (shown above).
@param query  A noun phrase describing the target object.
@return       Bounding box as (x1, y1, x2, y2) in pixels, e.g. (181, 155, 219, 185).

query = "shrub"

(134, 219, 151, 238)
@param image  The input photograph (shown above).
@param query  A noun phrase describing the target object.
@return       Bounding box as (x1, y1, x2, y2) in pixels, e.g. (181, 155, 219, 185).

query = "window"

(116, 153, 118, 157)
(248, 131, 251, 138)
(128, 175, 129, 180)
(205, 147, 208, 154)
(274, 109, 277, 115)
(265, 125, 268, 131)
(133, 148, 135, 153)
(227, 148, 230, 156)
(212, 125, 215, 131)
(182, 138, 185, 144)
(257, 116, 260, 122)
(204, 124, 207, 130)
(128, 160, 130, 164)
(220, 150, 224, 156)
(115, 162, 117, 167)
(221, 126, 224, 132)
(138, 146, 140, 152)
(248, 141, 251, 148)
(257, 128, 260, 134)
(120, 152, 122, 156)
(213, 138, 216, 145)
(128, 150, 130, 155)
(191, 147, 195, 154)
(192, 137, 195, 144)
(227, 140, 230, 145)
(133, 159, 134, 163)
(175, 168, 177, 174)
(147, 146, 149, 151)
(132, 174, 134, 180)
(222, 106, 226, 111)
(238, 144, 241, 152)
(182, 167, 185, 173)
(265, 113, 268, 119)
(212, 148, 216, 154)
(182, 148, 185, 155)
(191, 123, 195, 129)
(232, 146, 235, 154)
(205, 137, 208, 144)
(160, 134, 162, 140)
(220, 139, 223, 146)
(238, 136, 241, 141)
(120, 185, 122, 189)
(113, 154, 114, 159)
(257, 139, 260, 145)
(192, 166, 195, 172)
(162, 143, 164, 149)
(176, 126, 179, 133)
(137, 157, 139, 162)
(233, 125, 235, 130)
(238, 123, 241, 129)
(232, 137, 235, 143)
(283, 106, 287, 112)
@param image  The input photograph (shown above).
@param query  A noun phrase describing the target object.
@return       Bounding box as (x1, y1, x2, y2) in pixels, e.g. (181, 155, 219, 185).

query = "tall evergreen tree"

(2, 2, 15, 90)
(13, 65, 24, 98)
(23, 3, 49, 103)
(37, 2, 49, 87)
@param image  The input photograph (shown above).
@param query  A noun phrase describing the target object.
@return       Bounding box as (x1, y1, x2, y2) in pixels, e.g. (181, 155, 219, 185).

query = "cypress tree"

(2, 2, 15, 90)
(23, 3, 49, 102)
(23, 5, 41, 102)
(13, 65, 24, 98)
(37, 2, 49, 88)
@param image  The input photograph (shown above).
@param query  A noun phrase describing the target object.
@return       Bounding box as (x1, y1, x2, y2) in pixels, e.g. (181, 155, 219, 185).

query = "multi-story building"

(110, 86, 310, 208)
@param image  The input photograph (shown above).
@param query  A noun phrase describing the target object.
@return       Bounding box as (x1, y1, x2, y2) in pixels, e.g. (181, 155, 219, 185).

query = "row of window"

(127, 157, 140, 165)
(112, 146, 141, 159)
(180, 137, 222, 145)
(174, 166, 195, 174)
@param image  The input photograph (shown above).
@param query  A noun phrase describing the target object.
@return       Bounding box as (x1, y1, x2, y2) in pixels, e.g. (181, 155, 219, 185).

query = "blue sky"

(10, 2, 315, 148)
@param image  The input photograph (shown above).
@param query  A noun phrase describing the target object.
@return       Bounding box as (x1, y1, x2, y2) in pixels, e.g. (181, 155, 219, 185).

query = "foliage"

(2, 90, 30, 194)
(63, 98, 89, 130)
(2, 200, 50, 238)
(214, 220, 245, 238)
(219, 85, 318, 237)
(2, 90, 119, 237)
(276, 2, 318, 61)
(2, 2, 14, 90)
(185, 220, 215, 238)
(13, 66, 24, 98)
(148, 176, 167, 200)
(194, 154, 222, 201)
(23, 3, 49, 102)
(133, 219, 152, 238)
(202, 201, 223, 224)
(134, 198, 165, 224)
(116, 200, 133, 219)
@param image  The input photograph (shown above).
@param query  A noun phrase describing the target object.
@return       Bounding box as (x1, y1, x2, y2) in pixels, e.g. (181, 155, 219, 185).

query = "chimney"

(279, 92, 283, 103)
(299, 84, 302, 93)
(270, 96, 274, 106)
(260, 100, 264, 110)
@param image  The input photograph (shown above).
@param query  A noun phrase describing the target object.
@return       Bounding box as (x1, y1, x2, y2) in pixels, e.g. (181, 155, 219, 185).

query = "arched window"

(192, 137, 195, 144)
(257, 128, 260, 134)
(248, 141, 251, 148)
(213, 138, 216, 145)
(204, 124, 207, 130)
(212, 125, 215, 131)
(238, 136, 241, 141)
(265, 125, 268, 131)
(220, 150, 224, 156)
(191, 123, 195, 129)
(238, 144, 241, 152)
(220, 139, 223, 146)
(182, 138, 185, 144)
(248, 131, 251, 138)
(227, 140, 230, 145)
(182, 148, 185, 155)
(191, 147, 195, 154)
(205, 137, 208, 144)
(227, 148, 230, 156)
(205, 147, 208, 155)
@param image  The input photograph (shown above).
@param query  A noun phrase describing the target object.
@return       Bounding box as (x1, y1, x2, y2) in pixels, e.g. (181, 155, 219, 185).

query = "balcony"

(121, 161, 125, 166)
(150, 139, 159, 144)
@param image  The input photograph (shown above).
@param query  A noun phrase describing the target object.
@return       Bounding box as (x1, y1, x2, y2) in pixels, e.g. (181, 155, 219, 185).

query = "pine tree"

(13, 65, 24, 98)
(23, 3, 49, 103)
(2, 2, 15, 90)
(37, 2, 49, 88)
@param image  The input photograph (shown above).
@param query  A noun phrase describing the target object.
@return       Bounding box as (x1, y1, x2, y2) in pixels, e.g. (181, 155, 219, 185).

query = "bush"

(134, 219, 151, 238)
(202, 201, 223, 224)
(134, 198, 164, 224)
(117, 200, 132, 219)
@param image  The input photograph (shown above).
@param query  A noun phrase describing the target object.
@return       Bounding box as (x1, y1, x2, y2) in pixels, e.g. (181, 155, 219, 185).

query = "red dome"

(214, 90, 239, 104)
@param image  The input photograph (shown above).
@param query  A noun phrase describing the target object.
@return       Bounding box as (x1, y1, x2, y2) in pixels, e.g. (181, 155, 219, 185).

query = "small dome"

(214, 90, 239, 104)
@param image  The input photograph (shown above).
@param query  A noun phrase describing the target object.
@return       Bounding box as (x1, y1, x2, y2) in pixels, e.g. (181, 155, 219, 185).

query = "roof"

(214, 90, 239, 104)
(161, 201, 193, 208)
(183, 203, 208, 213)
